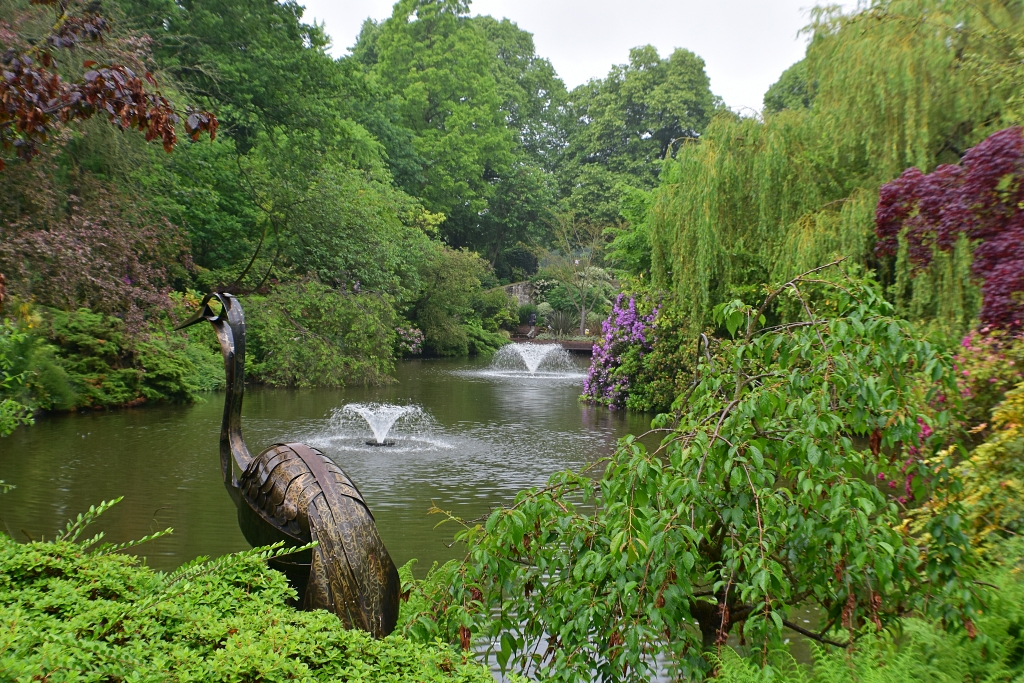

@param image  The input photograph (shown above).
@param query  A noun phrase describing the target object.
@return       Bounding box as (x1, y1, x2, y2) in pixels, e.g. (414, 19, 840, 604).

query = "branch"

(781, 619, 851, 648)
(755, 320, 829, 335)
(745, 258, 847, 342)
(788, 283, 827, 348)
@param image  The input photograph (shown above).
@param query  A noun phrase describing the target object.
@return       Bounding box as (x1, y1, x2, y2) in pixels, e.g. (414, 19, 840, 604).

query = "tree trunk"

(690, 600, 724, 649)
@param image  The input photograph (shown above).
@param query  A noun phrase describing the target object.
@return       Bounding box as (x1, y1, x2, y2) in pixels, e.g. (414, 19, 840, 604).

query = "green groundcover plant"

(0, 499, 495, 682)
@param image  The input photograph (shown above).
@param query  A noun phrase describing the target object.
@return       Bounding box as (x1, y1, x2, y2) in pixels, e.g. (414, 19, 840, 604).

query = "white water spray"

(341, 403, 422, 444)
(492, 343, 574, 375)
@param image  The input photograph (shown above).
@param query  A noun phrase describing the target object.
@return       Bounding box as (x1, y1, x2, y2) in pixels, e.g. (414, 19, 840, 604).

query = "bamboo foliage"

(650, 0, 1020, 335)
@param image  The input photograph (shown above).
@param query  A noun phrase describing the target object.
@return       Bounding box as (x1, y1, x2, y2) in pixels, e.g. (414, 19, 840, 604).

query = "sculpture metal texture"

(180, 293, 400, 637)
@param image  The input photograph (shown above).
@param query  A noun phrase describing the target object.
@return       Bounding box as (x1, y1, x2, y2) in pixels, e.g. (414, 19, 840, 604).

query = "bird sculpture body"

(180, 293, 400, 637)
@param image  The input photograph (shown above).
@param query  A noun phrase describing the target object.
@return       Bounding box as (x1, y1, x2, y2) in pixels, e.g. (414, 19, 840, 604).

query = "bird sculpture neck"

(208, 294, 253, 488)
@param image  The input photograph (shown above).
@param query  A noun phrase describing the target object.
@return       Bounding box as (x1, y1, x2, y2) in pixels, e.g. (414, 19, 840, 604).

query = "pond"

(0, 351, 652, 575)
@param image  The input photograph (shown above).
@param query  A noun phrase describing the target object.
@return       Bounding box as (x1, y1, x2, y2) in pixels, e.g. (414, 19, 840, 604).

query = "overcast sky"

(297, 1, 843, 113)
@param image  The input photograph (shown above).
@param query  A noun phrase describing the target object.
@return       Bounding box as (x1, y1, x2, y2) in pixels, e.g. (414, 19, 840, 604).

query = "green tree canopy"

(366, 0, 514, 249)
(118, 0, 375, 157)
(763, 59, 814, 114)
(558, 45, 719, 224)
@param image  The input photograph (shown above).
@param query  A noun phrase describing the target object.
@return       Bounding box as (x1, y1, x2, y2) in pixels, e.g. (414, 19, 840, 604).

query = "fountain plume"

(493, 343, 574, 375)
(342, 403, 422, 445)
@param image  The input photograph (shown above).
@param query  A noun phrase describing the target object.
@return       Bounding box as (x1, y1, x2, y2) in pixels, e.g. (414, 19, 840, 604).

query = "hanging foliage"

(649, 0, 1018, 335)
(429, 269, 981, 681)
(0, 0, 216, 169)
(649, 111, 861, 328)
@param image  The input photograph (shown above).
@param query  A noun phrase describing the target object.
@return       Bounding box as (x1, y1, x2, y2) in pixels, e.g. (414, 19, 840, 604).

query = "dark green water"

(0, 354, 650, 574)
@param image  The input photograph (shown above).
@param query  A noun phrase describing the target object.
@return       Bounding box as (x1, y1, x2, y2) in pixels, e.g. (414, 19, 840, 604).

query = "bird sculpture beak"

(174, 292, 227, 330)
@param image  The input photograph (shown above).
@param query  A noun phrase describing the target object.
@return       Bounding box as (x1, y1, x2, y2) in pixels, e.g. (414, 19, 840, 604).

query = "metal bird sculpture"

(179, 293, 400, 636)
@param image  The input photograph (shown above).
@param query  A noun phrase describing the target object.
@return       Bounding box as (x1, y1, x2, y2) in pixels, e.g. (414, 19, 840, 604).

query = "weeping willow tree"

(650, 0, 1022, 335)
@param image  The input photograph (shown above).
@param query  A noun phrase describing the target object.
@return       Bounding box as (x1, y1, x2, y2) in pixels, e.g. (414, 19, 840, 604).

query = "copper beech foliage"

(876, 126, 1024, 331)
(0, 0, 216, 169)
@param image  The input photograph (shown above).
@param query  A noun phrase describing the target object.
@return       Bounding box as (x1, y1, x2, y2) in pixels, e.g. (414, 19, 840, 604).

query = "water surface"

(0, 355, 650, 574)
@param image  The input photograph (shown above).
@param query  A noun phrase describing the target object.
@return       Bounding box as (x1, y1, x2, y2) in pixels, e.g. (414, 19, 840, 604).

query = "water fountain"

(492, 342, 575, 375)
(341, 403, 421, 446)
(311, 403, 451, 455)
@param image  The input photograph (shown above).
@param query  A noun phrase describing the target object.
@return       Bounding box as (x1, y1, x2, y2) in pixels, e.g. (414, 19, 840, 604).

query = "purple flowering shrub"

(583, 295, 657, 407)
(395, 325, 425, 356)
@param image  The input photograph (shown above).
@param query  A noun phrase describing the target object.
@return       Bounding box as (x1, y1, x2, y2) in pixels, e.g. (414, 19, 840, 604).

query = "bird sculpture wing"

(237, 442, 400, 637)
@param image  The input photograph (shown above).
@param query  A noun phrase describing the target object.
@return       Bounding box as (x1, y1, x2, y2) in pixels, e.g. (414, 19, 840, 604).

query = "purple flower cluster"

(395, 325, 424, 355)
(583, 295, 657, 407)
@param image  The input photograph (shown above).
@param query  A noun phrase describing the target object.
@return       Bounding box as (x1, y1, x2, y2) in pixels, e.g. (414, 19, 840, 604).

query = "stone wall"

(503, 281, 533, 305)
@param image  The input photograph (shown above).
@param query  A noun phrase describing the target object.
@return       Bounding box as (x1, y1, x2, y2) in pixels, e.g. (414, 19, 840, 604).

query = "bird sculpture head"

(175, 292, 231, 331)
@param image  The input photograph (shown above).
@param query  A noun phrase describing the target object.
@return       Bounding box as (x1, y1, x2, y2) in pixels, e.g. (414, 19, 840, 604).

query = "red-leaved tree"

(0, 0, 216, 169)
(876, 126, 1024, 330)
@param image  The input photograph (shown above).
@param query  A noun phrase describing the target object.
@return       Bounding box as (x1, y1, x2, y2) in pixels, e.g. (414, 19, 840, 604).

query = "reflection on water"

(0, 355, 650, 575)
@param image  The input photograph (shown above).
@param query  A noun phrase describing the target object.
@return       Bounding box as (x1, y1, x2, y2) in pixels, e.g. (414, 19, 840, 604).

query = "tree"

(605, 186, 653, 278)
(285, 164, 441, 303)
(117, 0, 353, 155)
(470, 15, 565, 263)
(558, 45, 718, 224)
(114, 0, 398, 281)
(354, 5, 566, 255)
(546, 214, 611, 336)
(477, 159, 554, 265)
(649, 0, 1021, 335)
(469, 15, 567, 169)
(433, 267, 980, 681)
(368, 0, 515, 250)
(413, 247, 495, 356)
(0, 0, 215, 170)
(763, 59, 814, 114)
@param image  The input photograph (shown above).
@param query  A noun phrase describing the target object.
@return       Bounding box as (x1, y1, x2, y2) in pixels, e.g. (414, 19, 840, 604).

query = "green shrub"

(0, 318, 35, 436)
(0, 501, 496, 682)
(1, 309, 77, 414)
(535, 302, 553, 323)
(1, 301, 222, 420)
(245, 281, 396, 387)
(414, 248, 510, 356)
(45, 308, 209, 407)
(471, 289, 518, 333)
(465, 323, 508, 356)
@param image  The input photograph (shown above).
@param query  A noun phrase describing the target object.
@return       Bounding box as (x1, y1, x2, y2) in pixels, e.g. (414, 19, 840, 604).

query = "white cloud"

(298, 0, 835, 112)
